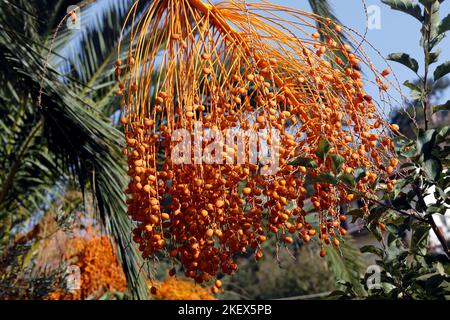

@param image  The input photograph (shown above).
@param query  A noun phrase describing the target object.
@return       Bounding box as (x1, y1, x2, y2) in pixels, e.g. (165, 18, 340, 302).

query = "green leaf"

(354, 168, 366, 182)
(437, 125, 450, 141)
(400, 162, 415, 169)
(382, 0, 423, 21)
(338, 173, 356, 188)
(416, 129, 437, 158)
(433, 100, 450, 113)
(361, 245, 384, 257)
(435, 262, 445, 276)
(410, 223, 430, 255)
(426, 204, 447, 215)
(422, 157, 442, 181)
(388, 53, 419, 73)
(425, 0, 442, 42)
(425, 274, 446, 291)
(428, 50, 441, 65)
(367, 206, 388, 223)
(347, 208, 365, 223)
(368, 223, 383, 242)
(288, 156, 318, 168)
(393, 177, 410, 198)
(392, 192, 413, 211)
(403, 80, 424, 100)
(325, 239, 366, 296)
(330, 154, 345, 172)
(400, 144, 418, 158)
(403, 80, 422, 91)
(438, 13, 450, 34)
(434, 61, 450, 81)
(316, 138, 330, 161)
(430, 34, 446, 50)
(313, 173, 338, 185)
(435, 187, 449, 203)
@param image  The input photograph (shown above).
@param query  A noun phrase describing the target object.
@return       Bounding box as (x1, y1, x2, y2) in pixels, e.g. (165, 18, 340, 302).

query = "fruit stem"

(186, 0, 306, 118)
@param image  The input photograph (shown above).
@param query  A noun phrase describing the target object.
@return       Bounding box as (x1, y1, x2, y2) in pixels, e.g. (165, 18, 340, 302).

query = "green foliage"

(388, 53, 420, 73)
(382, 0, 423, 21)
(313, 173, 338, 185)
(383, 0, 450, 246)
(433, 100, 450, 113)
(329, 154, 345, 173)
(288, 157, 318, 168)
(316, 138, 331, 161)
(330, 0, 450, 300)
(0, 0, 149, 299)
(434, 61, 450, 81)
(333, 223, 450, 299)
(325, 239, 366, 296)
(439, 13, 450, 34)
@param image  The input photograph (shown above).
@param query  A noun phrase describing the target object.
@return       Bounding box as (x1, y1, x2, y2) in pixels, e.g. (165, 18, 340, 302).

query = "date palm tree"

(0, 0, 345, 299)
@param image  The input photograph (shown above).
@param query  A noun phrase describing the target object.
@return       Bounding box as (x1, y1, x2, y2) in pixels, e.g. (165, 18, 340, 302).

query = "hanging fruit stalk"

(116, 0, 399, 288)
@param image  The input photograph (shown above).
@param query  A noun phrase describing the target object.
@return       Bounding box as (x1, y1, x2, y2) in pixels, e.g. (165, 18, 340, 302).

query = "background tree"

(335, 0, 450, 299)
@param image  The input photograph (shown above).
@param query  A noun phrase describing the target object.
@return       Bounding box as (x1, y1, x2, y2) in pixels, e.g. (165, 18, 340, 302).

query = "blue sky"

(268, 0, 450, 107)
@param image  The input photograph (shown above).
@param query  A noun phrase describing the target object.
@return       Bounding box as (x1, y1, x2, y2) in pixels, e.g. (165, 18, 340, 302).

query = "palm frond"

(308, 0, 340, 22)
(51, 0, 133, 83)
(0, 1, 149, 299)
(308, 0, 350, 47)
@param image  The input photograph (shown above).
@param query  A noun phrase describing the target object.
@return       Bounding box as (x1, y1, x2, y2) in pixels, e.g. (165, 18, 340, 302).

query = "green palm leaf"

(308, 0, 350, 48)
(0, 0, 149, 299)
